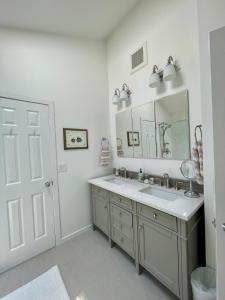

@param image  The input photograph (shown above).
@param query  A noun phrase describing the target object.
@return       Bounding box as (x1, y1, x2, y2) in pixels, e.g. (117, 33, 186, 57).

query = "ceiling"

(0, 0, 141, 39)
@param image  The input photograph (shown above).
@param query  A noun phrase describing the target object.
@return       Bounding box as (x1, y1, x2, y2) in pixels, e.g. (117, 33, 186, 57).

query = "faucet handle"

(154, 177, 163, 186)
(175, 181, 184, 190)
(120, 167, 127, 178)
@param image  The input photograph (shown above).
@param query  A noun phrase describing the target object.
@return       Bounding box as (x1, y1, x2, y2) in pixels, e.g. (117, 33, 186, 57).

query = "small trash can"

(191, 267, 216, 300)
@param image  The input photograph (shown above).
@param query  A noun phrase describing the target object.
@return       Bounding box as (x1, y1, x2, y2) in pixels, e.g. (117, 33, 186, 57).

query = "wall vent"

(130, 41, 148, 74)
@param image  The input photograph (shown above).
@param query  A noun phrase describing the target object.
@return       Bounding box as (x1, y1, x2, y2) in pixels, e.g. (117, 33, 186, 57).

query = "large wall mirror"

(115, 90, 190, 160)
(116, 108, 133, 158)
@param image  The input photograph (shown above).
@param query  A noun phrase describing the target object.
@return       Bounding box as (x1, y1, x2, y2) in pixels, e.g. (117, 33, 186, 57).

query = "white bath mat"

(0, 266, 70, 300)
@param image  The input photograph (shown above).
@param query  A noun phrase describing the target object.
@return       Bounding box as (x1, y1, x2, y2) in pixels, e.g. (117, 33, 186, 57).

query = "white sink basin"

(140, 186, 179, 201)
(104, 177, 125, 185)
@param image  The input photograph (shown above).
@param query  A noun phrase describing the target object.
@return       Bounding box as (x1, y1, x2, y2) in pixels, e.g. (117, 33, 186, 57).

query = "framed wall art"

(63, 128, 88, 150)
(127, 131, 140, 146)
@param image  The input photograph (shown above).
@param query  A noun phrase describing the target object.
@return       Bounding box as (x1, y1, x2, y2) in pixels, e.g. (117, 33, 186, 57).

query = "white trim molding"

(60, 224, 93, 244)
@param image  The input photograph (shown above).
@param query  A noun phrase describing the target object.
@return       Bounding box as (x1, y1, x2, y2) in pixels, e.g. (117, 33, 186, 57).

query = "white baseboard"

(57, 224, 92, 245)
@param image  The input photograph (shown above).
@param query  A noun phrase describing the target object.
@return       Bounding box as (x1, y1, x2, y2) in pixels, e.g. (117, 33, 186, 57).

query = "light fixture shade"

(163, 63, 176, 81)
(120, 83, 130, 101)
(149, 72, 160, 88)
(120, 90, 128, 101)
(163, 57, 176, 82)
(112, 89, 120, 104)
(112, 94, 120, 104)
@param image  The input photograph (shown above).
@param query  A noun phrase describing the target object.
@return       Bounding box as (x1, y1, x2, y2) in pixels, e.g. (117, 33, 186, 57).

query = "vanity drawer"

(110, 192, 133, 210)
(110, 204, 133, 227)
(92, 185, 107, 199)
(111, 227, 134, 257)
(137, 203, 177, 232)
(111, 216, 133, 240)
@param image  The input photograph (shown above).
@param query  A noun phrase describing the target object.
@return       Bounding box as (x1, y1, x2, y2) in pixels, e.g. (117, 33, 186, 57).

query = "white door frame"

(0, 92, 61, 246)
(209, 27, 225, 300)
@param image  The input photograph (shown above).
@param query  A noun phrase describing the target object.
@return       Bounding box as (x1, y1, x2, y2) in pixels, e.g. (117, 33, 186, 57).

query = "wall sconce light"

(163, 56, 177, 82)
(120, 83, 132, 101)
(149, 56, 179, 88)
(112, 88, 120, 105)
(113, 83, 132, 104)
(149, 65, 162, 88)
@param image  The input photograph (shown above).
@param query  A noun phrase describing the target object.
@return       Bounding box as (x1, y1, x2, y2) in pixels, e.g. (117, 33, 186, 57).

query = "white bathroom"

(0, 0, 225, 299)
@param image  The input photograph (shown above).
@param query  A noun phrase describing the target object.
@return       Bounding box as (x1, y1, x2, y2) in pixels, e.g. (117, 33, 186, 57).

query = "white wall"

(0, 28, 111, 242)
(197, 0, 225, 268)
(107, 0, 201, 179)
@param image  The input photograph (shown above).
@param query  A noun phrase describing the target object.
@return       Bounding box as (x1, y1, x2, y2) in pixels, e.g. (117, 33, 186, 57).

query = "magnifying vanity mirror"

(115, 90, 190, 160)
(180, 159, 200, 198)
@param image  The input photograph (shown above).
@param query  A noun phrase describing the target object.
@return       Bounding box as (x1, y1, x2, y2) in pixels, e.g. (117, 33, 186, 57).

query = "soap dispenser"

(138, 168, 144, 182)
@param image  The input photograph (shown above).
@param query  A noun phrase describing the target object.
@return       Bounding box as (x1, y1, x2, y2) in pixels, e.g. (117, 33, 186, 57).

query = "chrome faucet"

(120, 167, 127, 178)
(154, 177, 162, 186)
(163, 173, 170, 188)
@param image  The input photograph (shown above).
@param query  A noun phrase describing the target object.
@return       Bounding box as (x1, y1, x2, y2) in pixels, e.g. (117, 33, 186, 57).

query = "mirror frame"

(115, 89, 191, 161)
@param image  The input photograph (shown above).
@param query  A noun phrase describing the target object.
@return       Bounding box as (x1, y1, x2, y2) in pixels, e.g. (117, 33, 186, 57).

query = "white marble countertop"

(88, 175, 204, 221)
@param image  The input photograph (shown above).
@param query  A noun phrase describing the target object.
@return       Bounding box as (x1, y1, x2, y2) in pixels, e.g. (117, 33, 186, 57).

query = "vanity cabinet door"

(138, 218, 179, 296)
(93, 195, 109, 236)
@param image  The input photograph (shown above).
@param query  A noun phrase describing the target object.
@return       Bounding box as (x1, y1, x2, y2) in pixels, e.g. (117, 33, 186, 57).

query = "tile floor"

(0, 230, 177, 300)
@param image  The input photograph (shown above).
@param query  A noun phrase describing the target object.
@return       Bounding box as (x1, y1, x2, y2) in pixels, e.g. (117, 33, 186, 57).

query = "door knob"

(222, 223, 225, 231)
(45, 181, 51, 187)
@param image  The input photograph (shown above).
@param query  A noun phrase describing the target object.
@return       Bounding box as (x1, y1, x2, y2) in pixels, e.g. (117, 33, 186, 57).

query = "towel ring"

(194, 125, 202, 144)
(101, 137, 109, 149)
(116, 138, 123, 147)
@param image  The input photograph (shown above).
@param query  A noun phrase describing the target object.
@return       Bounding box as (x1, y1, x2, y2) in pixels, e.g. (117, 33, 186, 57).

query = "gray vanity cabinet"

(110, 203, 134, 258)
(138, 217, 179, 296)
(90, 184, 204, 300)
(92, 186, 109, 236)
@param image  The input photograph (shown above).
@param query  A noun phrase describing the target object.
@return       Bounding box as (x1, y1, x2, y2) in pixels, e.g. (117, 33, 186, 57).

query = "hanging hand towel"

(117, 138, 124, 157)
(100, 138, 112, 166)
(192, 125, 204, 185)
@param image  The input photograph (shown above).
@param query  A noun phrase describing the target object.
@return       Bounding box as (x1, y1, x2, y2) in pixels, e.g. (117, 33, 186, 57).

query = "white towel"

(100, 138, 112, 166)
(192, 141, 203, 185)
(117, 138, 124, 157)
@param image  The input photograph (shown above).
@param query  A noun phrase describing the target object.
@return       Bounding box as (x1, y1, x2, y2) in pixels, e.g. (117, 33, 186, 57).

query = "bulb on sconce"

(163, 56, 177, 82)
(120, 83, 131, 101)
(112, 88, 120, 105)
(149, 65, 161, 88)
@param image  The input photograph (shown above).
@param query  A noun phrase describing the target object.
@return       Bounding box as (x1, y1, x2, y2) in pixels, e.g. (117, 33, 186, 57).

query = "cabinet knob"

(138, 225, 143, 230)
(222, 223, 225, 231)
(153, 213, 157, 220)
(119, 198, 122, 203)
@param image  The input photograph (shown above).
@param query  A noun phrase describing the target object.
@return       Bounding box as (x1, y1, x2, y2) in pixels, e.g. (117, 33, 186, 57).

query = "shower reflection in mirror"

(158, 122, 172, 158)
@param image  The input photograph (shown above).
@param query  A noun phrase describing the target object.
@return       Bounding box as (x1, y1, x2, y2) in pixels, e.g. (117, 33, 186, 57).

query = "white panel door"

(141, 120, 156, 158)
(0, 98, 55, 273)
(210, 27, 225, 300)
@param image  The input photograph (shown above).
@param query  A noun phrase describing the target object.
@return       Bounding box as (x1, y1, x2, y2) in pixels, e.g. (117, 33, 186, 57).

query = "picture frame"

(127, 131, 140, 146)
(63, 128, 88, 150)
